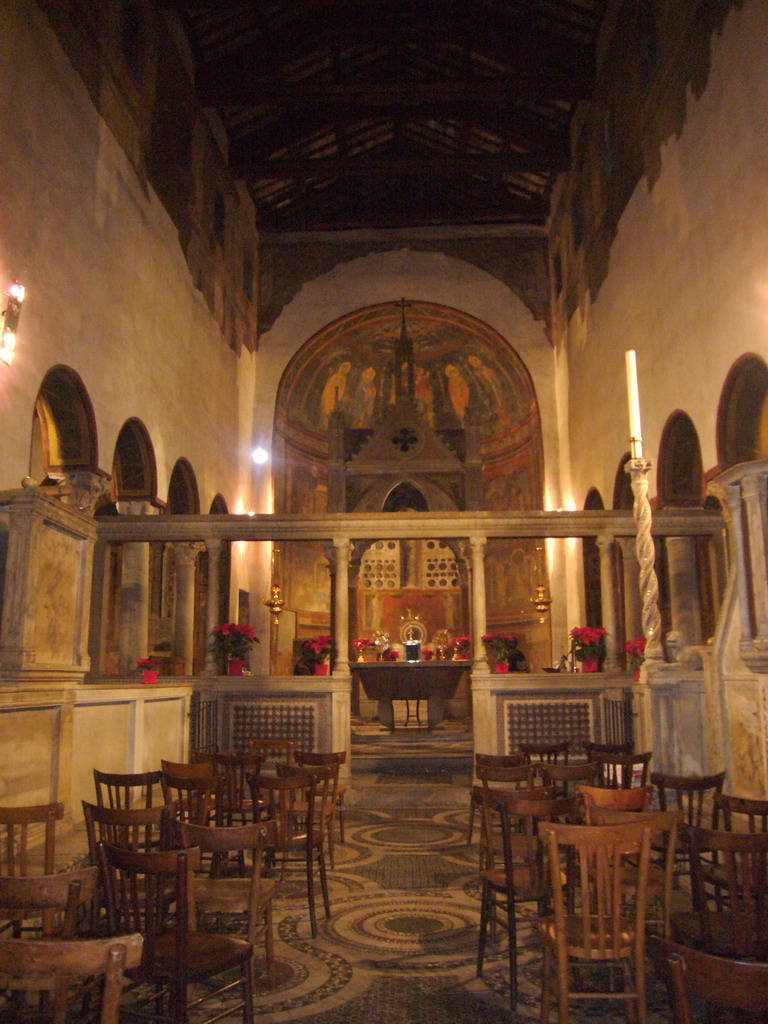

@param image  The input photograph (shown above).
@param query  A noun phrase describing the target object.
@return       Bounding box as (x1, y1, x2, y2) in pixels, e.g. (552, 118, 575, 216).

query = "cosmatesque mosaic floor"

(186, 803, 676, 1024)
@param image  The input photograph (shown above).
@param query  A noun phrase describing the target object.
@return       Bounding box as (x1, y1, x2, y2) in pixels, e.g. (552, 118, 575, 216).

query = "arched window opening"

(583, 488, 604, 628)
(383, 482, 428, 512)
(658, 411, 703, 507)
(113, 419, 156, 501)
(717, 354, 768, 468)
(32, 366, 98, 477)
(167, 458, 200, 514)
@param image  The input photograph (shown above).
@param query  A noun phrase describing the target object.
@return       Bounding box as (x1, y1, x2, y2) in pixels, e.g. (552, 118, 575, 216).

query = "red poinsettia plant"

(210, 622, 259, 662)
(625, 634, 646, 671)
(569, 626, 607, 664)
(382, 647, 400, 661)
(301, 635, 334, 665)
(481, 633, 518, 663)
(137, 657, 156, 670)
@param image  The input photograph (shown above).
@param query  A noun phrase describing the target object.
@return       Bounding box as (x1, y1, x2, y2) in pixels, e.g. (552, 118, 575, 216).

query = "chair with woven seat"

(465, 753, 530, 846)
(649, 935, 768, 1023)
(176, 819, 277, 988)
(539, 761, 597, 798)
(519, 740, 569, 767)
(0, 803, 64, 876)
(294, 750, 347, 864)
(671, 825, 768, 961)
(93, 770, 163, 810)
(539, 820, 654, 1024)
(97, 841, 255, 1024)
(249, 766, 331, 938)
(577, 783, 653, 822)
(595, 750, 652, 789)
(476, 788, 576, 1010)
(0, 932, 143, 1024)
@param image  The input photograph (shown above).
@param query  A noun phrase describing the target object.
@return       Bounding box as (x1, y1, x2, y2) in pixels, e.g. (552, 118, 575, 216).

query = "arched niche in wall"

(612, 453, 633, 510)
(583, 487, 604, 628)
(167, 458, 200, 514)
(31, 365, 98, 479)
(717, 353, 768, 467)
(113, 418, 157, 503)
(658, 411, 703, 508)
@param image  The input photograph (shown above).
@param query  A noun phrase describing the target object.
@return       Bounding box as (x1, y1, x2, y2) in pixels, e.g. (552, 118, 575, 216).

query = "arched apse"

(112, 419, 157, 503)
(658, 412, 703, 507)
(31, 366, 98, 478)
(717, 354, 768, 468)
(273, 300, 544, 515)
(167, 458, 200, 515)
(583, 487, 604, 629)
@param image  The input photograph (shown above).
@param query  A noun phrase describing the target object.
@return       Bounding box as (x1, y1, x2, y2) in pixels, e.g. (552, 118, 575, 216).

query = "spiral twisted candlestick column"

(626, 458, 664, 662)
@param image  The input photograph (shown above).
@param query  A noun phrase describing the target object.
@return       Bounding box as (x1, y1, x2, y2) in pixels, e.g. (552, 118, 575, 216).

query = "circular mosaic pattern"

(353, 821, 462, 852)
(323, 893, 479, 956)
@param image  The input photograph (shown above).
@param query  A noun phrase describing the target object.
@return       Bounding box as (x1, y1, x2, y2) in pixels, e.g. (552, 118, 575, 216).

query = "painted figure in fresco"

(354, 366, 377, 427)
(467, 353, 512, 425)
(413, 365, 435, 425)
(320, 360, 352, 428)
(445, 363, 470, 425)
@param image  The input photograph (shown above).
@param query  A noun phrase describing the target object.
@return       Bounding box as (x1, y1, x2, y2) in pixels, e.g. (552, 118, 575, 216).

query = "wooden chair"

(582, 740, 632, 761)
(93, 770, 163, 810)
(295, 750, 347, 855)
(0, 803, 64, 876)
(519, 740, 569, 766)
(83, 801, 174, 862)
(652, 770, 726, 882)
(214, 751, 263, 826)
(97, 841, 255, 1024)
(595, 750, 652, 789)
(671, 825, 768, 960)
(539, 820, 653, 1024)
(248, 738, 296, 771)
(713, 791, 768, 833)
(0, 932, 143, 1024)
(589, 808, 681, 938)
(0, 866, 99, 940)
(577, 783, 653, 822)
(648, 935, 768, 1023)
(176, 820, 277, 988)
(160, 759, 216, 780)
(465, 753, 530, 846)
(161, 773, 222, 826)
(539, 761, 597, 798)
(249, 767, 331, 938)
(475, 763, 541, 867)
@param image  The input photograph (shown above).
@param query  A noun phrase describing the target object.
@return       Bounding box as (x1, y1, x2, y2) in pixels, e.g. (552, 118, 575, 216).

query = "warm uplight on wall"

(252, 447, 269, 465)
(1, 280, 24, 365)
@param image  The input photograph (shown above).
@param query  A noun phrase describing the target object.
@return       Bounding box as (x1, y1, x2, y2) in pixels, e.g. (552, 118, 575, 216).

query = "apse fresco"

(274, 301, 544, 514)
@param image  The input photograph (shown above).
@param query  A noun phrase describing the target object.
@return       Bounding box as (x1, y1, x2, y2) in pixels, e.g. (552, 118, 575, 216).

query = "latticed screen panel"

(504, 697, 594, 753)
(226, 699, 317, 752)
(422, 539, 459, 588)
(360, 539, 401, 590)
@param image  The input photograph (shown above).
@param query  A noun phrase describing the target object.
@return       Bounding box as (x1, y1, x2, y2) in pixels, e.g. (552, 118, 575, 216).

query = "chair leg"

(306, 848, 318, 938)
(466, 795, 475, 845)
(264, 903, 276, 987)
(318, 849, 331, 919)
(327, 810, 336, 869)
(337, 797, 345, 844)
(476, 882, 490, 976)
(540, 936, 552, 1024)
(243, 958, 255, 1024)
(505, 891, 518, 1009)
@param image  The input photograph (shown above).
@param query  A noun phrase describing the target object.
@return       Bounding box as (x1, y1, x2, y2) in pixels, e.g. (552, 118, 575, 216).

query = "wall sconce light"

(1, 280, 25, 365)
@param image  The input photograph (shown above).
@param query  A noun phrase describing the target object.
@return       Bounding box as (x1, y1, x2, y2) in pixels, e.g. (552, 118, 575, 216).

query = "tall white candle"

(625, 350, 643, 459)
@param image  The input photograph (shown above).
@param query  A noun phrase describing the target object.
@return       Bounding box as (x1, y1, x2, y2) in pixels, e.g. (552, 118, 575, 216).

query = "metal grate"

(190, 692, 218, 752)
(603, 693, 635, 747)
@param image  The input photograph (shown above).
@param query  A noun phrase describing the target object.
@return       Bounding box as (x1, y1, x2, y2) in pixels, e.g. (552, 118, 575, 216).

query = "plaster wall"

(0, 2, 256, 518)
(557, 0, 768, 508)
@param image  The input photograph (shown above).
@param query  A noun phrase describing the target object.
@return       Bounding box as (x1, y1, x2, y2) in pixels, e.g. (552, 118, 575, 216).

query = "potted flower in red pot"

(625, 634, 646, 680)
(481, 633, 518, 672)
(301, 635, 334, 675)
(569, 626, 607, 672)
(137, 657, 158, 685)
(452, 636, 471, 660)
(210, 622, 259, 675)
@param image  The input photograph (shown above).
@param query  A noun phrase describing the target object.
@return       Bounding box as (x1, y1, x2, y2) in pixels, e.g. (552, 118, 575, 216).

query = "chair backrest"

(687, 824, 768, 959)
(176, 819, 275, 886)
(0, 932, 143, 1024)
(83, 801, 173, 863)
(250, 768, 330, 853)
(93, 770, 163, 810)
(648, 935, 768, 1022)
(475, 752, 527, 770)
(539, 761, 597, 797)
(577, 784, 653, 822)
(248, 738, 296, 769)
(0, 802, 64, 876)
(713, 792, 768, 833)
(541, 820, 653, 960)
(294, 750, 347, 769)
(518, 741, 569, 765)
(160, 759, 216, 780)
(161, 773, 221, 825)
(213, 751, 263, 815)
(478, 787, 541, 889)
(476, 763, 539, 790)
(651, 770, 726, 827)
(595, 751, 652, 789)
(582, 740, 632, 760)
(0, 865, 99, 938)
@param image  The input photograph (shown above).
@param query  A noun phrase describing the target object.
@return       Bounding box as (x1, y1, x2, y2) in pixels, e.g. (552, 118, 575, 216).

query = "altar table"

(352, 661, 467, 730)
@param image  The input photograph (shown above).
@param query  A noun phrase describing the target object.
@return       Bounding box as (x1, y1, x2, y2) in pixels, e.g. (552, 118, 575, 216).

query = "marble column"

(741, 474, 768, 641)
(666, 535, 703, 649)
(723, 483, 752, 646)
(596, 535, 618, 671)
(172, 542, 203, 674)
(333, 537, 351, 675)
(203, 538, 222, 676)
(617, 536, 642, 643)
(116, 500, 154, 674)
(469, 536, 490, 671)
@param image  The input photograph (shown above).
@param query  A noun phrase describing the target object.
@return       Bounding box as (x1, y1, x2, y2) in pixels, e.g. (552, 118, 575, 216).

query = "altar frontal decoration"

(210, 622, 259, 675)
(569, 626, 607, 672)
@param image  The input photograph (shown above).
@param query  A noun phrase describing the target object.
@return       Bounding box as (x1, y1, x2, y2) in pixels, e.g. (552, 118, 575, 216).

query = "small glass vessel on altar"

(432, 629, 452, 661)
(372, 630, 391, 661)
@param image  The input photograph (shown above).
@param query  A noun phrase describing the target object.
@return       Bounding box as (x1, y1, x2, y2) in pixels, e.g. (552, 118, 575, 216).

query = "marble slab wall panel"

(141, 696, 187, 773)
(0, 705, 59, 805)
(34, 524, 81, 665)
(71, 700, 133, 815)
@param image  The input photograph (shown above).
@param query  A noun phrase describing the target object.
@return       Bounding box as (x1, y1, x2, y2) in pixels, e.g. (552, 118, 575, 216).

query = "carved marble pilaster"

(616, 537, 642, 643)
(203, 538, 222, 676)
(172, 542, 203, 674)
(469, 536, 489, 672)
(666, 535, 703, 650)
(62, 471, 112, 517)
(116, 501, 156, 675)
(333, 537, 351, 675)
(742, 474, 768, 639)
(596, 535, 618, 671)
